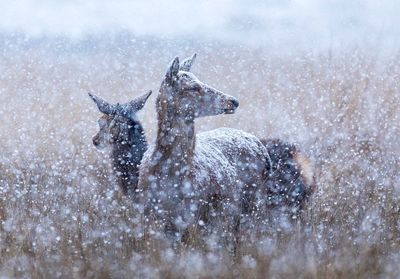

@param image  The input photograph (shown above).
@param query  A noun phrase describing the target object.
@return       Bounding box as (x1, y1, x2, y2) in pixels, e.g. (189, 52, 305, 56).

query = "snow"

(0, 0, 399, 49)
(195, 128, 267, 189)
(1, 1, 400, 277)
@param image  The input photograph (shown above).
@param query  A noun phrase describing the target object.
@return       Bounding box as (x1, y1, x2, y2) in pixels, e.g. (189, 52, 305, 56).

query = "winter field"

(0, 34, 399, 278)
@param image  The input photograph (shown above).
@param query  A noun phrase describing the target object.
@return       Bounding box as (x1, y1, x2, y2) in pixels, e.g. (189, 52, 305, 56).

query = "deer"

(262, 139, 316, 215)
(87, 55, 200, 196)
(136, 54, 272, 243)
(87, 55, 314, 244)
(88, 90, 152, 196)
(88, 92, 315, 212)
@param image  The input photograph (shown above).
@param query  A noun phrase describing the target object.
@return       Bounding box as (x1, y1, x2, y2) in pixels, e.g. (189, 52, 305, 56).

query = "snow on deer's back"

(194, 128, 267, 190)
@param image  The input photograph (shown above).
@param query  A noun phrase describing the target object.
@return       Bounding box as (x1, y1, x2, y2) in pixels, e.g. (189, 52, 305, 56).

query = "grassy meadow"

(0, 35, 400, 278)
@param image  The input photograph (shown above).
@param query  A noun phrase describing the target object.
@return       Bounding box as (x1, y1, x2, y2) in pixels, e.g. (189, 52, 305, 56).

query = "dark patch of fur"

(112, 117, 147, 196)
(96, 114, 147, 196)
(262, 139, 312, 211)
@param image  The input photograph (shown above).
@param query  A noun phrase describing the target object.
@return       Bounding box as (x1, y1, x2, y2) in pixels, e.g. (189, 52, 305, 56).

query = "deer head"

(89, 91, 152, 149)
(159, 54, 239, 121)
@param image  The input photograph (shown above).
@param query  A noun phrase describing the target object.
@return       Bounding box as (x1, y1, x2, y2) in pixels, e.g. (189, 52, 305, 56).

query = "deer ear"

(117, 90, 152, 119)
(166, 56, 180, 83)
(180, 53, 197, 71)
(130, 90, 152, 111)
(88, 92, 115, 115)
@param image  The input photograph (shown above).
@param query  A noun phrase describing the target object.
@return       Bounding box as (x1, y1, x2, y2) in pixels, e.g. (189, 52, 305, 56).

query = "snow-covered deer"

(137, 54, 271, 239)
(89, 91, 152, 196)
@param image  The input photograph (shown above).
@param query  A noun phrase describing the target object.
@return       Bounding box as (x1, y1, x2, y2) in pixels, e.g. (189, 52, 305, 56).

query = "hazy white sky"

(0, 0, 398, 47)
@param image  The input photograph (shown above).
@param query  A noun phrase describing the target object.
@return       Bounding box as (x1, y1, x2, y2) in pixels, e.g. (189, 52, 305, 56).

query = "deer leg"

(181, 199, 209, 247)
(232, 214, 241, 261)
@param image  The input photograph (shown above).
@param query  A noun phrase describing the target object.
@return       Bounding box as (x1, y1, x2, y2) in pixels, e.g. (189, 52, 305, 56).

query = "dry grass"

(0, 35, 400, 278)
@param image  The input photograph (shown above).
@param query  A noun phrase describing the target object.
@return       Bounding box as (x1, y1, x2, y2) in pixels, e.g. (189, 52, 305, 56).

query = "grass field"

(0, 35, 400, 278)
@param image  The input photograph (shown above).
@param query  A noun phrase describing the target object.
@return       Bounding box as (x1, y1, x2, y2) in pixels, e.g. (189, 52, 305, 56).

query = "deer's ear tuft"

(88, 92, 115, 115)
(166, 56, 180, 83)
(131, 90, 152, 111)
(180, 53, 197, 71)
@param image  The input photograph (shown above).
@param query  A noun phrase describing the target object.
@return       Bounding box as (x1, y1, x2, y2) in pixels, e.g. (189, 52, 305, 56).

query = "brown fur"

(0, 203, 4, 222)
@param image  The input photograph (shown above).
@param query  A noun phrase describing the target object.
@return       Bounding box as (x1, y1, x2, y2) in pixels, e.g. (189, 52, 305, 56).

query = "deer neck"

(111, 120, 147, 195)
(151, 92, 196, 185)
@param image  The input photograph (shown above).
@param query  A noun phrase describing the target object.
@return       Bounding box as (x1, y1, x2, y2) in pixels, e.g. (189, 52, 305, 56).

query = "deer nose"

(230, 98, 239, 109)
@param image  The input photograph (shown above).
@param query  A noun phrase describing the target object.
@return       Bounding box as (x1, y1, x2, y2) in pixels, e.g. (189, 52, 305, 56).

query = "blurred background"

(1, 0, 399, 49)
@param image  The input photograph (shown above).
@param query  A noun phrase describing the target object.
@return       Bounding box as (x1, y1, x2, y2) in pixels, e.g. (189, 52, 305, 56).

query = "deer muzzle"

(224, 97, 239, 114)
